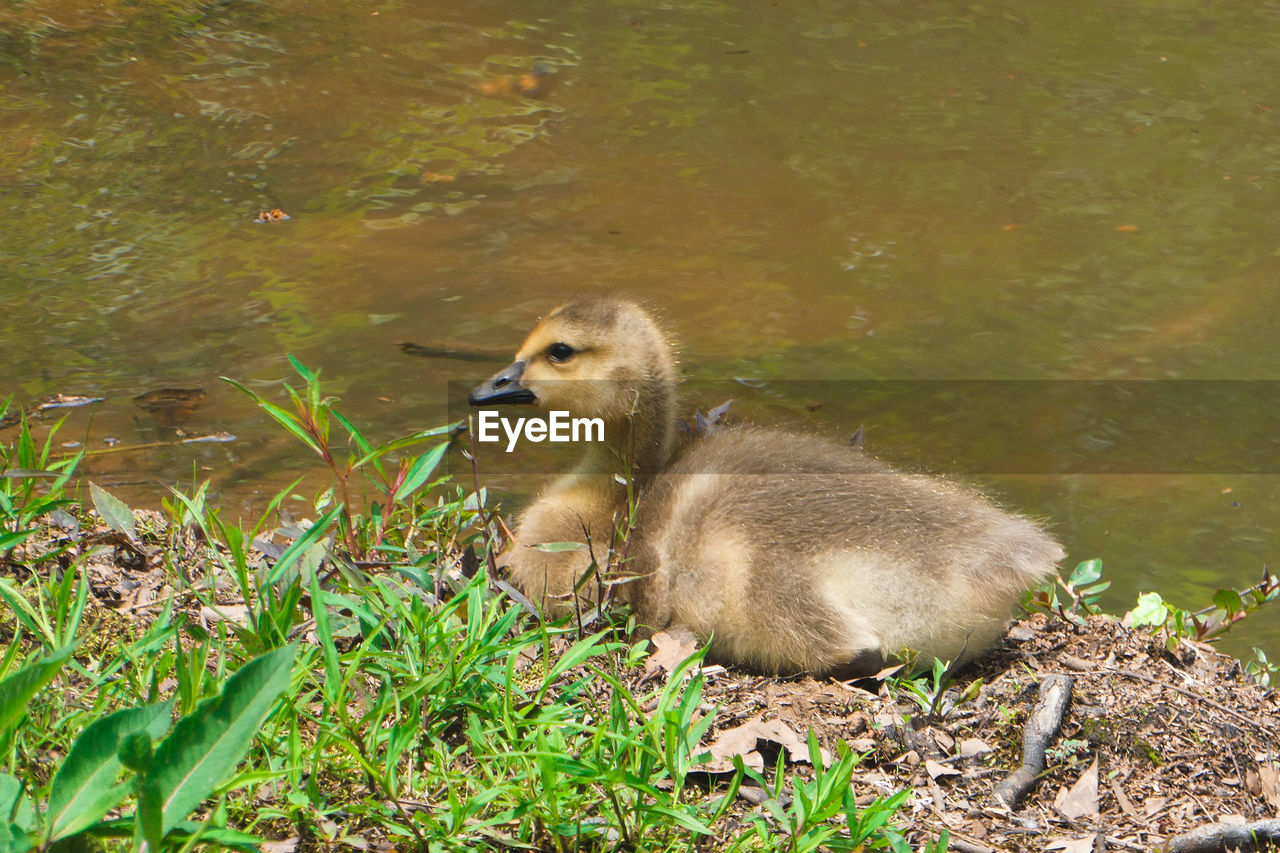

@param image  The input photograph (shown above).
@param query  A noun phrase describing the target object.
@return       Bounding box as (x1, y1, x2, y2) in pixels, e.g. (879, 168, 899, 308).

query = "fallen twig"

(1164, 819, 1280, 853)
(992, 673, 1073, 808)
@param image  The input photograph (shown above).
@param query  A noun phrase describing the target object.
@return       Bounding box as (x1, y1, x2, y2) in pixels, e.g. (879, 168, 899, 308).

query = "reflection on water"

(3, 0, 1280, 661)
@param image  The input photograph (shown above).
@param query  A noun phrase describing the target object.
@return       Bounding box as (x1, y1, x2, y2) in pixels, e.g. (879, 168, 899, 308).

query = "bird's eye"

(547, 342, 575, 363)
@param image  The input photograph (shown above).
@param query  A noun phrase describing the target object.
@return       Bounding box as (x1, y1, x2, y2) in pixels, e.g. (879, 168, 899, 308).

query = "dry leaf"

(644, 625, 698, 676)
(1259, 764, 1280, 815)
(1007, 625, 1037, 641)
(698, 714, 830, 775)
(200, 604, 251, 627)
(751, 718, 831, 765)
(1109, 778, 1138, 818)
(959, 737, 992, 756)
(1045, 835, 1099, 853)
(698, 750, 763, 776)
(698, 718, 764, 775)
(872, 663, 905, 680)
(925, 759, 961, 780)
(707, 719, 762, 760)
(1058, 758, 1100, 820)
(261, 839, 299, 853)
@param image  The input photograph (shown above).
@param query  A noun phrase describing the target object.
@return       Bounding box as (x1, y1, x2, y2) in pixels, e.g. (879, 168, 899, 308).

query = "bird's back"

(626, 428, 1062, 675)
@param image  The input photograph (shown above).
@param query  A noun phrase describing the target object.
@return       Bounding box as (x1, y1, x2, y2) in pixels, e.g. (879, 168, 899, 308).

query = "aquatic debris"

(254, 208, 290, 223)
(477, 63, 554, 98)
(134, 388, 206, 427)
(32, 394, 106, 411)
(2, 393, 107, 428)
(180, 432, 236, 444)
(676, 399, 732, 438)
(399, 342, 508, 363)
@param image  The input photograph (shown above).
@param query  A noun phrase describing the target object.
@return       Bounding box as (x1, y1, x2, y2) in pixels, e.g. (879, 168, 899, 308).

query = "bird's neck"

(551, 386, 677, 524)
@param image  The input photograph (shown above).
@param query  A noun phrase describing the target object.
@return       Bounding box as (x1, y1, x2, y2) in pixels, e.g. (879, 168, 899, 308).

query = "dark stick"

(1165, 819, 1280, 853)
(992, 673, 1073, 808)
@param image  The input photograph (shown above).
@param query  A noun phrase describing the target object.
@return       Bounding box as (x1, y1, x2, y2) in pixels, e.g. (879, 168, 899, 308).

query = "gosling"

(469, 298, 1063, 676)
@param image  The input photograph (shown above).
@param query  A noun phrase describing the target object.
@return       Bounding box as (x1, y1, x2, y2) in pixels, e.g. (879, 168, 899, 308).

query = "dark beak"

(469, 360, 536, 406)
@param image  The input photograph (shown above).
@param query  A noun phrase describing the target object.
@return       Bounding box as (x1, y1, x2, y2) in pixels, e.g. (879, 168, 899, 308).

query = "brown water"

(3, 1, 1279, 662)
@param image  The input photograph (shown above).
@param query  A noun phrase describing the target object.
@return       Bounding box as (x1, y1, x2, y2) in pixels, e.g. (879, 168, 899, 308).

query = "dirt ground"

(12, 511, 1280, 852)
(636, 613, 1280, 852)
(680, 612, 1269, 850)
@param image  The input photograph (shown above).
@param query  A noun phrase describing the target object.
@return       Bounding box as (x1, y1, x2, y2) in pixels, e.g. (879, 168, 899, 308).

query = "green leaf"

(116, 732, 154, 773)
(0, 775, 31, 839)
(0, 774, 34, 853)
(285, 354, 318, 386)
(87, 483, 136, 542)
(1212, 588, 1243, 616)
(136, 644, 296, 840)
(0, 582, 47, 641)
(350, 423, 462, 470)
(807, 728, 824, 770)
(330, 410, 374, 460)
(0, 646, 73, 735)
(1125, 591, 1169, 628)
(46, 700, 173, 841)
(392, 443, 449, 502)
(537, 632, 609, 700)
(309, 573, 341, 708)
(761, 797, 790, 827)
(0, 821, 33, 853)
(0, 776, 20, 816)
(1067, 559, 1102, 586)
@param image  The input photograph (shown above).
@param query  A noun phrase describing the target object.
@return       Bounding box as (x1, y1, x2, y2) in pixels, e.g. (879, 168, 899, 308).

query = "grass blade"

(309, 573, 341, 707)
(0, 646, 73, 734)
(264, 505, 343, 586)
(221, 378, 321, 455)
(0, 530, 35, 553)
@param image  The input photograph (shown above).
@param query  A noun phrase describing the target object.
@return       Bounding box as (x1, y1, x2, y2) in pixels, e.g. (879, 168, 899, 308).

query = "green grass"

(0, 372, 929, 852)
